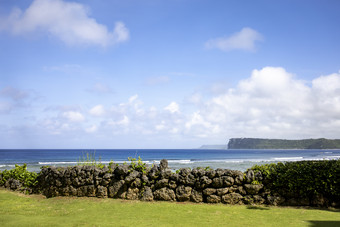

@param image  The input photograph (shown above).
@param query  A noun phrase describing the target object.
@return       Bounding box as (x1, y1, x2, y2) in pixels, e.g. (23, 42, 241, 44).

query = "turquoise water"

(1, 149, 339, 172)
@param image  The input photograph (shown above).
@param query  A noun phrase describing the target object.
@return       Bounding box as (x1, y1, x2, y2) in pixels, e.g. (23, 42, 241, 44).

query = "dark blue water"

(1, 149, 340, 172)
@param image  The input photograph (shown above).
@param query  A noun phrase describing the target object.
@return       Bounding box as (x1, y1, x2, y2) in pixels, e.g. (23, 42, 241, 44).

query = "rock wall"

(36, 159, 280, 206)
(3, 159, 337, 207)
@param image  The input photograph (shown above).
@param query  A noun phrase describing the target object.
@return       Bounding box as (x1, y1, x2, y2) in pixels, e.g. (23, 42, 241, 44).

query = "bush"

(0, 164, 38, 188)
(251, 160, 340, 202)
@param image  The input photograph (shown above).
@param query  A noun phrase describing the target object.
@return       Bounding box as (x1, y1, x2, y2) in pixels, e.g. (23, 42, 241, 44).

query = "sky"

(1, 0, 340, 149)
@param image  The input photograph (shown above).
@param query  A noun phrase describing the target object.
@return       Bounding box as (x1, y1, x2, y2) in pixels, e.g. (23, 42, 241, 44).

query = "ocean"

(1, 149, 340, 173)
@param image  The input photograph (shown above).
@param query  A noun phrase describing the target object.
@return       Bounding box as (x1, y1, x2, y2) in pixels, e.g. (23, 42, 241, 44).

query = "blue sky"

(1, 0, 340, 148)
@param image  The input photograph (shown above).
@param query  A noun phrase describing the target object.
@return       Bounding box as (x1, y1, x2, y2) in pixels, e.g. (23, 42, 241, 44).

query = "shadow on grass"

(307, 221, 340, 227)
(246, 205, 270, 210)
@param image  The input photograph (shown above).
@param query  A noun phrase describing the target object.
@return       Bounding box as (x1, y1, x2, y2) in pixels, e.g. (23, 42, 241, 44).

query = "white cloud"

(206, 27, 263, 52)
(1, 0, 129, 47)
(11, 68, 340, 148)
(198, 67, 340, 139)
(62, 111, 85, 122)
(164, 102, 179, 113)
(89, 105, 105, 117)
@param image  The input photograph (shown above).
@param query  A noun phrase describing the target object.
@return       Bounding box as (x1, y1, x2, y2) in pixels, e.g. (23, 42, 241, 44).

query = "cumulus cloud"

(164, 102, 180, 114)
(198, 67, 340, 139)
(0, 0, 129, 47)
(206, 27, 263, 52)
(89, 105, 105, 117)
(18, 68, 340, 147)
(62, 111, 85, 122)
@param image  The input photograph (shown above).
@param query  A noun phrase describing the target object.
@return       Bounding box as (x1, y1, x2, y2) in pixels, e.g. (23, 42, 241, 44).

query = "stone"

(61, 187, 70, 196)
(207, 170, 216, 179)
(222, 176, 234, 187)
(253, 195, 265, 204)
(118, 191, 127, 199)
(148, 166, 159, 180)
(216, 188, 229, 196)
(131, 178, 142, 188)
(159, 159, 168, 171)
(155, 178, 169, 189)
(140, 187, 154, 201)
(212, 177, 223, 188)
(203, 188, 216, 196)
(153, 187, 176, 201)
(126, 188, 139, 200)
(192, 168, 206, 177)
(234, 172, 245, 185)
(114, 165, 129, 176)
(179, 173, 195, 186)
(69, 186, 77, 196)
(190, 190, 203, 203)
(185, 174, 196, 186)
(87, 185, 96, 197)
(179, 168, 191, 176)
(222, 193, 243, 205)
(160, 169, 172, 179)
(244, 170, 255, 183)
(9, 179, 22, 190)
(200, 176, 212, 186)
(108, 180, 125, 198)
(170, 173, 179, 181)
(168, 180, 177, 189)
(176, 185, 192, 201)
(97, 185, 107, 198)
(103, 173, 113, 179)
(215, 168, 226, 177)
(243, 195, 254, 205)
(125, 170, 139, 183)
(141, 174, 149, 184)
(237, 186, 247, 195)
(207, 195, 221, 203)
(77, 186, 87, 197)
(244, 184, 263, 195)
(55, 179, 62, 187)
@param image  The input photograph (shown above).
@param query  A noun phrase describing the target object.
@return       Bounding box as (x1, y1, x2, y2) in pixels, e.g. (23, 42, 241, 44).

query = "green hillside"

(228, 138, 340, 149)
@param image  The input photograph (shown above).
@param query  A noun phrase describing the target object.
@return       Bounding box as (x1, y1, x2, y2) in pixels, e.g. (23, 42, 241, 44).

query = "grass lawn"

(1, 189, 339, 227)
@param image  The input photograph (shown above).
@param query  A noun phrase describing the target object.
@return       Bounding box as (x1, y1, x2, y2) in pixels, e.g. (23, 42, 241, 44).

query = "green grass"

(1, 189, 339, 227)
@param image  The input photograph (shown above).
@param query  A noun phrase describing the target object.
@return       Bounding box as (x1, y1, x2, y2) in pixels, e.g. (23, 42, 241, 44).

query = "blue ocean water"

(1, 149, 340, 172)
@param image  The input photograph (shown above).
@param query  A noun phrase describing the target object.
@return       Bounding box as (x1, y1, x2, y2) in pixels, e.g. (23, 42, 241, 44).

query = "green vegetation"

(251, 160, 340, 203)
(1, 189, 339, 227)
(77, 151, 105, 168)
(0, 164, 38, 188)
(128, 156, 147, 174)
(228, 138, 340, 149)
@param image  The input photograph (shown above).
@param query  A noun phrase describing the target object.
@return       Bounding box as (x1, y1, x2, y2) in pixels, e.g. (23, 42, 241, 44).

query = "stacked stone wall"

(36, 160, 280, 206)
(2, 159, 338, 207)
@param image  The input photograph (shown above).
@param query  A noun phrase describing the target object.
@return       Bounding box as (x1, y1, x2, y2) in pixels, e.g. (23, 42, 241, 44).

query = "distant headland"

(227, 138, 340, 149)
(200, 138, 340, 149)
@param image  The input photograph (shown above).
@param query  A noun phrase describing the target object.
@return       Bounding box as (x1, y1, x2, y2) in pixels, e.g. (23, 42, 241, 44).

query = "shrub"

(251, 160, 340, 202)
(0, 164, 38, 188)
(128, 156, 147, 174)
